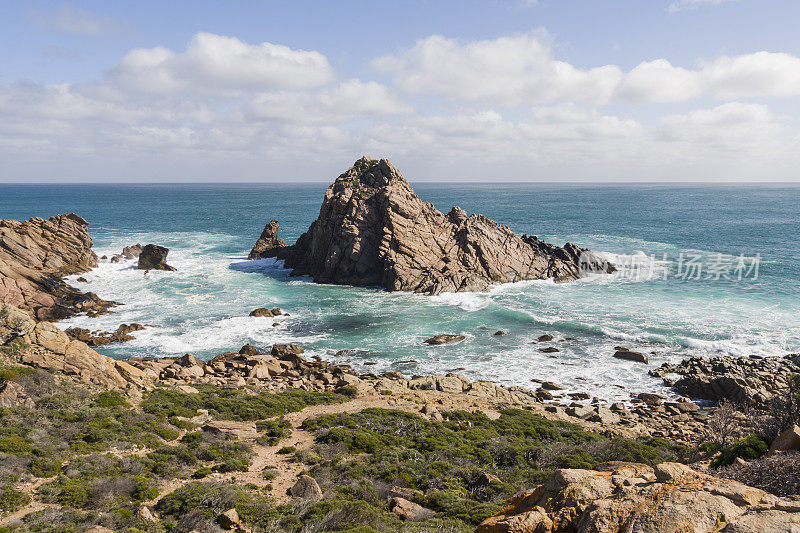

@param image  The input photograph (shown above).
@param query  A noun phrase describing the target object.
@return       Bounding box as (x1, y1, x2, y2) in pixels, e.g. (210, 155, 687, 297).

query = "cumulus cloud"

(372, 33, 623, 105)
(374, 33, 800, 105)
(30, 3, 130, 37)
(1, 29, 799, 181)
(109, 32, 335, 93)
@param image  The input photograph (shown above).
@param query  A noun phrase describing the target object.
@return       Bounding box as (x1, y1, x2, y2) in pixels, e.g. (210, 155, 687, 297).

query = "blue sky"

(1, 0, 799, 182)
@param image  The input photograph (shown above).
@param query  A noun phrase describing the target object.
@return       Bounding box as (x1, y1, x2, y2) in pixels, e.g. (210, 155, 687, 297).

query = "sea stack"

(250, 157, 614, 294)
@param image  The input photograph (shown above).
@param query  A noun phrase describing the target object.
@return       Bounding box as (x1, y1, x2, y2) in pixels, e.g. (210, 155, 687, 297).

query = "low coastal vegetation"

(1, 364, 693, 532)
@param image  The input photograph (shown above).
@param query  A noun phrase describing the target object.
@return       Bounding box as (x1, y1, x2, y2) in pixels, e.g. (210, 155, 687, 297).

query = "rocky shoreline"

(2, 209, 799, 532)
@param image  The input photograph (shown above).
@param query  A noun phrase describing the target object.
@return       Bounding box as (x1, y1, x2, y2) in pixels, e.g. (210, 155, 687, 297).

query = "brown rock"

(613, 349, 649, 364)
(138, 244, 176, 271)
(0, 380, 35, 408)
(239, 344, 261, 356)
(248, 219, 288, 259)
(537, 334, 554, 342)
(257, 157, 613, 295)
(769, 425, 800, 453)
(389, 497, 435, 521)
(216, 508, 242, 530)
(288, 475, 322, 501)
(0, 214, 116, 320)
(477, 463, 800, 533)
(271, 344, 304, 358)
(424, 334, 465, 345)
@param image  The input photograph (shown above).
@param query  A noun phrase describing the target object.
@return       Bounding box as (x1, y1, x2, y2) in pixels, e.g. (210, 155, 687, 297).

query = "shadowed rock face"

(0, 214, 115, 320)
(253, 157, 614, 295)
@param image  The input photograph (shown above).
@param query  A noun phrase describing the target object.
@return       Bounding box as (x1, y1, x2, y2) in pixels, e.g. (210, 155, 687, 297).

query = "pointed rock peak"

(337, 156, 407, 189)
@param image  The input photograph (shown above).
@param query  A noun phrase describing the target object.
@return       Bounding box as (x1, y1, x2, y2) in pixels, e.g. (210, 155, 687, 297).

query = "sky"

(1, 0, 799, 182)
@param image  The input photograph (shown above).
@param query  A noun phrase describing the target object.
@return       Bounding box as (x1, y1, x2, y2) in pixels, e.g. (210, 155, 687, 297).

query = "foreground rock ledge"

(250, 157, 614, 294)
(477, 462, 800, 533)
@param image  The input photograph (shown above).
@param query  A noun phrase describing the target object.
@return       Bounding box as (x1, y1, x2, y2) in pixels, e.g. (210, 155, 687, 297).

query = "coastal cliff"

(0, 214, 114, 321)
(250, 157, 614, 294)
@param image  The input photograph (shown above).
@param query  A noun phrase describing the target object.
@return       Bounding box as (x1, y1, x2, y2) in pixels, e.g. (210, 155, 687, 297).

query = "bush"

(255, 418, 292, 446)
(712, 435, 769, 467)
(92, 391, 130, 408)
(141, 386, 349, 421)
(0, 482, 30, 513)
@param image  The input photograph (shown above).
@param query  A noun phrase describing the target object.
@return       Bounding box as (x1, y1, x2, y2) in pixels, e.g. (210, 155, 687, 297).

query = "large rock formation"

(477, 462, 800, 533)
(0, 214, 115, 320)
(137, 244, 176, 271)
(251, 157, 613, 294)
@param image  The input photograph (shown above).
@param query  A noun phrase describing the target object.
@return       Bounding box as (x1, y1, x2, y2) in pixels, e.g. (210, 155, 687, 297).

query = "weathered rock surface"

(477, 463, 800, 533)
(248, 219, 287, 259)
(652, 354, 799, 405)
(613, 349, 649, 364)
(249, 307, 282, 318)
(0, 214, 115, 320)
(65, 323, 145, 346)
(137, 244, 176, 271)
(389, 497, 435, 521)
(254, 157, 614, 295)
(424, 334, 465, 345)
(110, 244, 142, 263)
(288, 475, 322, 501)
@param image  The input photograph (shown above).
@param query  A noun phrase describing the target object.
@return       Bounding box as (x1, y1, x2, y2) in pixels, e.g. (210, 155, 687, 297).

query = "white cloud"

(31, 3, 130, 37)
(668, 0, 736, 14)
(616, 59, 702, 103)
(702, 52, 800, 98)
(109, 32, 335, 93)
(372, 33, 623, 105)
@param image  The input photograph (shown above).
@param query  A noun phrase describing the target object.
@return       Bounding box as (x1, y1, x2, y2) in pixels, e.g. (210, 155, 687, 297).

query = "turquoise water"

(2, 183, 799, 401)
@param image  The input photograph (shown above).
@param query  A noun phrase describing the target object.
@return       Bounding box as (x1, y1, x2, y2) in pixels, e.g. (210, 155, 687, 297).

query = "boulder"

(111, 244, 142, 263)
(249, 307, 281, 318)
(389, 497, 435, 521)
(613, 349, 649, 364)
(769, 425, 800, 453)
(537, 334, 554, 342)
(216, 508, 242, 530)
(255, 157, 614, 295)
(0, 304, 35, 343)
(424, 334, 465, 345)
(0, 381, 35, 408)
(288, 475, 322, 501)
(477, 463, 800, 533)
(539, 347, 559, 353)
(248, 219, 287, 259)
(137, 244, 176, 271)
(239, 344, 261, 356)
(271, 344, 304, 358)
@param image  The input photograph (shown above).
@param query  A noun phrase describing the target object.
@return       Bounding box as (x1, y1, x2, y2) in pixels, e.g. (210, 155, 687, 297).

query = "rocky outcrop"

(137, 244, 176, 271)
(651, 355, 799, 405)
(0, 304, 150, 390)
(253, 157, 614, 295)
(248, 219, 287, 259)
(110, 244, 142, 263)
(0, 214, 115, 320)
(477, 462, 800, 533)
(64, 323, 145, 346)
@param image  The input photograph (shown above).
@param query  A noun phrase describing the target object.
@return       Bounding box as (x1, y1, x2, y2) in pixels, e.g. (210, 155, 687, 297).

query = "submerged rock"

(613, 349, 649, 364)
(137, 244, 176, 271)
(424, 334, 465, 345)
(110, 244, 142, 263)
(250, 157, 614, 294)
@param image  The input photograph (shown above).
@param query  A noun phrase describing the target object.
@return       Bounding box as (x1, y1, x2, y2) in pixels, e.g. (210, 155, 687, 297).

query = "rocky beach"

(1, 160, 799, 531)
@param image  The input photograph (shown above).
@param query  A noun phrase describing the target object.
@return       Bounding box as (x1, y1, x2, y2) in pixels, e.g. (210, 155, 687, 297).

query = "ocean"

(2, 182, 799, 402)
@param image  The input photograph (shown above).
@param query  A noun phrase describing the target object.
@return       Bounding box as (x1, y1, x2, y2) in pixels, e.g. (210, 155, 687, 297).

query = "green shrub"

(30, 455, 62, 478)
(277, 446, 296, 455)
(0, 366, 35, 382)
(0, 483, 30, 513)
(92, 391, 130, 408)
(0, 339, 30, 358)
(141, 386, 348, 421)
(255, 417, 292, 446)
(713, 435, 769, 467)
